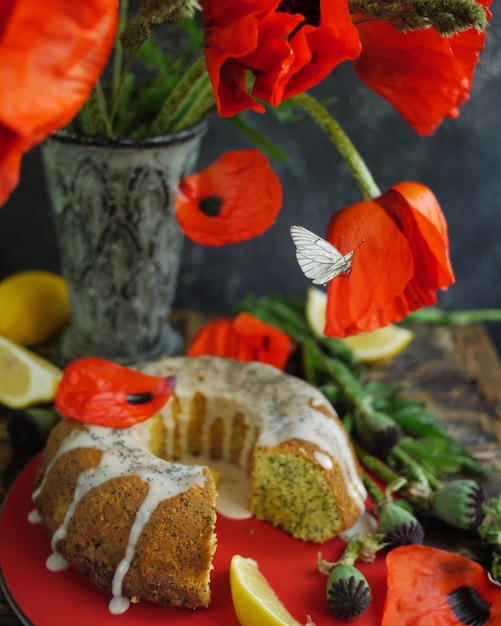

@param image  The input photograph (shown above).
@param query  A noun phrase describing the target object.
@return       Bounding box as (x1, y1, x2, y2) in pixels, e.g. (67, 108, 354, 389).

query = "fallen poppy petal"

(186, 312, 293, 369)
(232, 311, 293, 368)
(186, 318, 240, 359)
(353, 2, 492, 135)
(383, 545, 501, 625)
(0, 0, 118, 205)
(56, 357, 175, 428)
(175, 149, 282, 246)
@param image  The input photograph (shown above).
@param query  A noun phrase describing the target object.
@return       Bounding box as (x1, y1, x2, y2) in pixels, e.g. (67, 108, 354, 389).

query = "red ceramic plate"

(0, 455, 388, 626)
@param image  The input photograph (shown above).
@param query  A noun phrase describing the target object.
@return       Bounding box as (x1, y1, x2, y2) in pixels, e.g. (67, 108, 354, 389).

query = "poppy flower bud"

(326, 564, 372, 621)
(378, 501, 425, 550)
(432, 479, 487, 529)
(354, 411, 402, 457)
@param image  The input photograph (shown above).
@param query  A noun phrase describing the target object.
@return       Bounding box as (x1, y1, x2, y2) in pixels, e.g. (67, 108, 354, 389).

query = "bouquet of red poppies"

(0, 0, 493, 335)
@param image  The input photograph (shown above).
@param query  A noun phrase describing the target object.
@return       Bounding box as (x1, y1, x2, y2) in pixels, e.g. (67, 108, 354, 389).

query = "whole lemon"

(0, 270, 70, 346)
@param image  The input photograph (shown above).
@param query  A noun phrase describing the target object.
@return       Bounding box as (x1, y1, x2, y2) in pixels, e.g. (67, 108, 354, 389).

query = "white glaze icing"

(313, 451, 333, 470)
(140, 356, 367, 512)
(33, 424, 207, 613)
(46, 552, 69, 572)
(34, 355, 367, 613)
(28, 509, 42, 524)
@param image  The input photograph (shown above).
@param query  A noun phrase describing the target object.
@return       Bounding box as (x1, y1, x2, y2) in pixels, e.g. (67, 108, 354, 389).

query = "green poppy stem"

(362, 471, 386, 507)
(112, 0, 129, 101)
(291, 92, 381, 200)
(406, 307, 501, 325)
(352, 440, 401, 484)
(150, 55, 211, 135)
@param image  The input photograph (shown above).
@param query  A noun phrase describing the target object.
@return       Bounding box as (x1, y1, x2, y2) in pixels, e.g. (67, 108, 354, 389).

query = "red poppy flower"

(383, 545, 501, 625)
(175, 149, 282, 245)
(0, 0, 118, 206)
(323, 182, 454, 337)
(352, 1, 492, 135)
(56, 357, 176, 428)
(202, 0, 361, 116)
(186, 312, 293, 369)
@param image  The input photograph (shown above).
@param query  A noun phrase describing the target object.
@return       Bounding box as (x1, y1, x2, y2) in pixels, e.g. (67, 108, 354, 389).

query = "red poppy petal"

(393, 182, 454, 286)
(0, 0, 118, 205)
(55, 357, 175, 427)
(246, 12, 304, 106)
(186, 318, 240, 358)
(175, 149, 282, 246)
(383, 545, 501, 625)
(353, 6, 491, 135)
(0, 127, 26, 204)
(378, 184, 454, 308)
(281, 0, 361, 100)
(203, 10, 265, 117)
(324, 199, 413, 337)
(186, 313, 293, 369)
(232, 312, 293, 369)
(203, 0, 274, 116)
(203, 0, 360, 114)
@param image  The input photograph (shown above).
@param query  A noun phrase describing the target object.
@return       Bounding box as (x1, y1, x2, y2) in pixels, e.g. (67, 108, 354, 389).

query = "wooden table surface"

(1, 320, 500, 624)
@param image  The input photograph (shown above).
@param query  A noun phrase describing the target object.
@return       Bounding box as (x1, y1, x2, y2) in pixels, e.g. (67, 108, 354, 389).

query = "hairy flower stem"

(406, 308, 501, 325)
(292, 92, 381, 200)
(171, 72, 215, 131)
(109, 44, 142, 131)
(150, 55, 212, 135)
(112, 0, 129, 100)
(362, 471, 387, 508)
(353, 440, 401, 484)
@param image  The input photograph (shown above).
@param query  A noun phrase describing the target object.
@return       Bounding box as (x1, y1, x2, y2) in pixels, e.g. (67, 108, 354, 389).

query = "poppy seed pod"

(326, 564, 372, 621)
(354, 411, 402, 458)
(378, 501, 425, 550)
(432, 479, 487, 530)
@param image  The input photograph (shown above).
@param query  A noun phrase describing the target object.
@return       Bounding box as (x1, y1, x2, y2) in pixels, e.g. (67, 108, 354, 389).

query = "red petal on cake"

(55, 357, 176, 427)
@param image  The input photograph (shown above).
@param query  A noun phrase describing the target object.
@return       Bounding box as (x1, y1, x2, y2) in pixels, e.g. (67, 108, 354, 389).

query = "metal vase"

(41, 123, 207, 366)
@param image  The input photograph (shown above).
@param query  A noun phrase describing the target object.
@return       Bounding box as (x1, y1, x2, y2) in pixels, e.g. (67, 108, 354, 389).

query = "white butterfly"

(290, 225, 363, 286)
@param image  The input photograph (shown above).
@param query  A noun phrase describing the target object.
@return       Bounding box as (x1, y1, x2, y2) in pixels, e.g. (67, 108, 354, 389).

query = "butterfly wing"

(290, 225, 354, 286)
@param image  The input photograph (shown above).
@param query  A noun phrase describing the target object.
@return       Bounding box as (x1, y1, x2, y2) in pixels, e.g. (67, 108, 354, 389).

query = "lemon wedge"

(305, 287, 414, 362)
(342, 325, 414, 363)
(0, 270, 70, 346)
(230, 555, 302, 626)
(305, 287, 328, 337)
(0, 335, 62, 408)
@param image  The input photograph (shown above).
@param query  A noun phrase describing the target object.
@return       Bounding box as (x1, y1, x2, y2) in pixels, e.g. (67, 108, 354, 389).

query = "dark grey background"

(1, 11, 501, 349)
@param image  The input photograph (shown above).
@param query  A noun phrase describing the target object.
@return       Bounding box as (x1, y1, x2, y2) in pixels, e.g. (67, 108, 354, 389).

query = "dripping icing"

(143, 356, 367, 512)
(34, 356, 366, 613)
(33, 425, 207, 612)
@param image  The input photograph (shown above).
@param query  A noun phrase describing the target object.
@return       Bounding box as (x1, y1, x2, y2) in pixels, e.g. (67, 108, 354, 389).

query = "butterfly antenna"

(354, 238, 366, 252)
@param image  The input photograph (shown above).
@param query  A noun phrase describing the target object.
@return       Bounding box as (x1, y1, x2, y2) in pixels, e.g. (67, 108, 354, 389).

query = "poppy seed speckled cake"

(33, 356, 366, 613)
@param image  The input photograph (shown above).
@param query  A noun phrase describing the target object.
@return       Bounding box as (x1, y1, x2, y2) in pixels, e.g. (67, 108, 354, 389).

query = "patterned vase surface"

(42, 123, 207, 365)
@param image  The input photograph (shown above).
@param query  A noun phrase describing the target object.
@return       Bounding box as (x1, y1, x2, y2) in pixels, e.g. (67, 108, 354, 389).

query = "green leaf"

(395, 435, 482, 477)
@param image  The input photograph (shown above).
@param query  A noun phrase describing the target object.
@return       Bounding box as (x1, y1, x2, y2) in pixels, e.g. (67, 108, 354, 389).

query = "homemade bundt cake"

(33, 355, 366, 613)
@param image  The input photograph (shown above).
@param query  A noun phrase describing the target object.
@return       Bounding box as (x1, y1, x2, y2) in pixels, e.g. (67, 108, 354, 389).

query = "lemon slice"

(230, 555, 302, 626)
(305, 287, 328, 337)
(342, 325, 414, 363)
(0, 336, 62, 408)
(305, 287, 414, 362)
